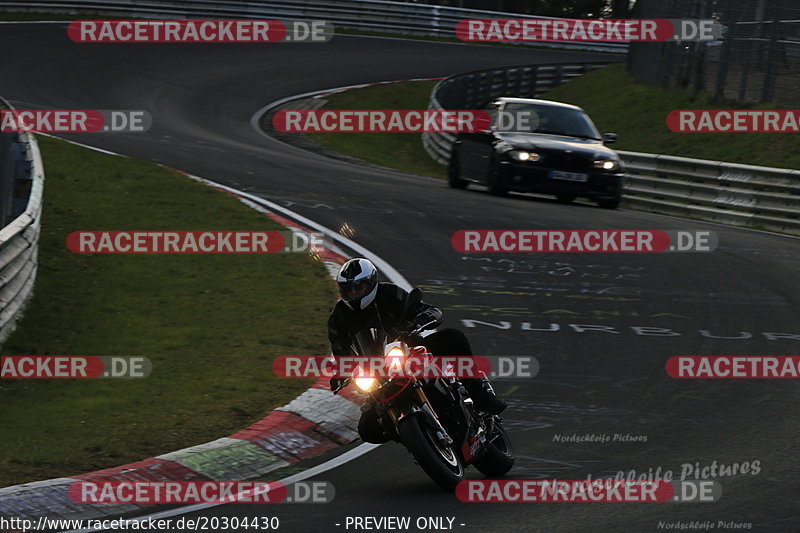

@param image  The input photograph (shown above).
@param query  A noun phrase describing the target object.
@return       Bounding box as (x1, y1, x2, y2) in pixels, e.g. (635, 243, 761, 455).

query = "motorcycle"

(333, 288, 514, 491)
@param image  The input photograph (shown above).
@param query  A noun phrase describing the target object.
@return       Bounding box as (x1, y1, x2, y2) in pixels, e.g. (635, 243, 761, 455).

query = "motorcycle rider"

(328, 258, 506, 444)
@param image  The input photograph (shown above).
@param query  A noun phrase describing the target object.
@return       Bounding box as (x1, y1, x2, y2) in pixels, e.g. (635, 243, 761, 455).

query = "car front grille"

(541, 151, 592, 171)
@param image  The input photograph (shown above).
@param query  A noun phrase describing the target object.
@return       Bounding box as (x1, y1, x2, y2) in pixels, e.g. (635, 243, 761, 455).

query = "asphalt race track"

(1, 23, 799, 532)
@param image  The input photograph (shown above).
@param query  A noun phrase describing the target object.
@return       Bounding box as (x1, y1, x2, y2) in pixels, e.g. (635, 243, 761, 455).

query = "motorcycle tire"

(474, 422, 515, 477)
(398, 414, 465, 491)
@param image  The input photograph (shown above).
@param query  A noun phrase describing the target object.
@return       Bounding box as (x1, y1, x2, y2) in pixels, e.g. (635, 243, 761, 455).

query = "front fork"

(381, 383, 453, 448)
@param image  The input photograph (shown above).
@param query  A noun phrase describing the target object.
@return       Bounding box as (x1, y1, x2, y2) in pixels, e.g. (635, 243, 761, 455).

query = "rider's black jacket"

(328, 283, 442, 357)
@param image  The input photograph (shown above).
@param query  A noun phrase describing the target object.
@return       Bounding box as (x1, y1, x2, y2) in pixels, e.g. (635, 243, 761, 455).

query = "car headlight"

(594, 159, 620, 171)
(509, 150, 540, 162)
(594, 159, 619, 170)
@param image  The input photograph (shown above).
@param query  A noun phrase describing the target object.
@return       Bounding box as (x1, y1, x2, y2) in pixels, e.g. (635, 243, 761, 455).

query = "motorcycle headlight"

(509, 150, 540, 162)
(594, 159, 619, 171)
(386, 346, 405, 362)
(352, 366, 377, 391)
(385, 346, 406, 377)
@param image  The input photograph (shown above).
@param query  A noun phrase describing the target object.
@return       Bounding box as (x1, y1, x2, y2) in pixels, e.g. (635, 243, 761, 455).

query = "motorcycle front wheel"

(398, 414, 464, 491)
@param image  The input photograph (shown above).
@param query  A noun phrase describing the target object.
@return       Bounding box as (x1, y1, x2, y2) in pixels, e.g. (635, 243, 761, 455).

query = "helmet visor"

(339, 279, 373, 302)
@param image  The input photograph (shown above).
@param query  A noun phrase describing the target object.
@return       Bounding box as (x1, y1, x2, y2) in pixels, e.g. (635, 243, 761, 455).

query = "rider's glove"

(330, 377, 346, 391)
(412, 311, 438, 331)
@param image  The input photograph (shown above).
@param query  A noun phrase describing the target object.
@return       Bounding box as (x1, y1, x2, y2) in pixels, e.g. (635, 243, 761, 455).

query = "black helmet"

(336, 258, 378, 311)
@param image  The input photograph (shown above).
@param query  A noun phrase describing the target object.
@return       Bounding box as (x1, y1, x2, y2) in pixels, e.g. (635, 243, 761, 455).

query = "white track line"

(35, 132, 124, 156)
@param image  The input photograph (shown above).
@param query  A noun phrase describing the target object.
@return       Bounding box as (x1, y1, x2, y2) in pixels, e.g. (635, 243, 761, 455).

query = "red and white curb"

(0, 164, 410, 524)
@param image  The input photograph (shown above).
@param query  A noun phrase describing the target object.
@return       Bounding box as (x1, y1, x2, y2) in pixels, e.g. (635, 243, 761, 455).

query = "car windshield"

(497, 103, 601, 140)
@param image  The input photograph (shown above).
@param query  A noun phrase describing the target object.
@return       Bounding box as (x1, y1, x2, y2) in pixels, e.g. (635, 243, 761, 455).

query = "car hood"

(494, 132, 617, 158)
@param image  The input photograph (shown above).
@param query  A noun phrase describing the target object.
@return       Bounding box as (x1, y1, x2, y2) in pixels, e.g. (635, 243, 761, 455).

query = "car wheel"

(447, 149, 469, 189)
(486, 165, 507, 196)
(555, 194, 576, 204)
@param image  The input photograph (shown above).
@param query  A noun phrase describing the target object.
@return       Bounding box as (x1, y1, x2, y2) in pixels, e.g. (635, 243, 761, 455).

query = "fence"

(0, 100, 44, 344)
(0, 0, 627, 53)
(628, 0, 800, 106)
(423, 63, 800, 236)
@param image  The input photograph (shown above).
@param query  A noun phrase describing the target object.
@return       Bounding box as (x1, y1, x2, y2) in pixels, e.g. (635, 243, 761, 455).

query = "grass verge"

(302, 63, 800, 174)
(0, 135, 336, 487)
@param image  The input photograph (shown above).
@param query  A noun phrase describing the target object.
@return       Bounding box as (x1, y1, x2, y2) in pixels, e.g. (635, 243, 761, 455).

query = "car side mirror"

(602, 132, 617, 145)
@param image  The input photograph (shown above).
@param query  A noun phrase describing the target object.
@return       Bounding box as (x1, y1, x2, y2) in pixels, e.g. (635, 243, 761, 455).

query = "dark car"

(447, 97, 624, 209)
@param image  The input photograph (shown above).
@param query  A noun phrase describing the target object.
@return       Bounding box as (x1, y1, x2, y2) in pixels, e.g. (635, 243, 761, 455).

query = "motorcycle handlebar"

(403, 320, 438, 340)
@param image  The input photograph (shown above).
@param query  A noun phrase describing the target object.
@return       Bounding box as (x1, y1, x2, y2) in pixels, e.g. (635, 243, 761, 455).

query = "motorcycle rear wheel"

(474, 422, 515, 477)
(398, 415, 464, 491)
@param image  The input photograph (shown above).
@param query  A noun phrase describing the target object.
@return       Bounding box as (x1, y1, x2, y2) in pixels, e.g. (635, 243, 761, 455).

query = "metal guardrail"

(421, 62, 612, 166)
(0, 99, 44, 344)
(422, 63, 800, 236)
(619, 151, 800, 235)
(0, 0, 628, 53)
